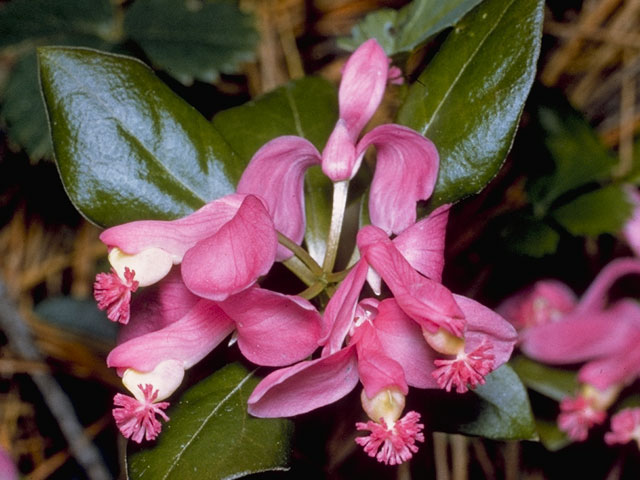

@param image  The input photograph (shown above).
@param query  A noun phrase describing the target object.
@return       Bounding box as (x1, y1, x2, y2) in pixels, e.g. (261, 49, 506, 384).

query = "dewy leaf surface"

(127, 363, 293, 480)
(397, 0, 544, 206)
(213, 77, 338, 262)
(124, 0, 257, 85)
(39, 47, 239, 226)
(339, 0, 483, 55)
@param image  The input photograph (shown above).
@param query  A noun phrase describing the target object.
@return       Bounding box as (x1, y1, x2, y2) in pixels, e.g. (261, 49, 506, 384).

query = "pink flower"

(94, 193, 277, 323)
(605, 408, 640, 448)
(499, 258, 640, 441)
(237, 39, 439, 255)
(107, 272, 322, 443)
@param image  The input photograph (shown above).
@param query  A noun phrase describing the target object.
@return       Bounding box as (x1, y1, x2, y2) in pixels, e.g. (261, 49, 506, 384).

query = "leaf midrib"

(49, 52, 209, 205)
(420, 0, 516, 135)
(161, 370, 255, 480)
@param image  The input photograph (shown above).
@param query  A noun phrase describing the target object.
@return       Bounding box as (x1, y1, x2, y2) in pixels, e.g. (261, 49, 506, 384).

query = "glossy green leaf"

(339, 0, 483, 56)
(552, 184, 633, 237)
(397, 0, 544, 206)
(427, 365, 537, 440)
(532, 104, 618, 209)
(127, 363, 293, 480)
(34, 296, 117, 343)
(124, 0, 257, 85)
(39, 47, 240, 226)
(510, 355, 578, 402)
(501, 214, 560, 257)
(0, 0, 117, 50)
(213, 76, 338, 261)
(1, 53, 51, 161)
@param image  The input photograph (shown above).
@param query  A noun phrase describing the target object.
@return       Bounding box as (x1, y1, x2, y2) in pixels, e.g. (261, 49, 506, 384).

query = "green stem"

(297, 281, 327, 300)
(282, 257, 316, 287)
(322, 180, 349, 274)
(278, 232, 323, 277)
(325, 265, 354, 284)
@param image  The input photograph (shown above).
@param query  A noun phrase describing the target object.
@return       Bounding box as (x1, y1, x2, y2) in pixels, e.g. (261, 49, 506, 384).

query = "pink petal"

(248, 346, 359, 417)
(321, 119, 360, 182)
(354, 321, 408, 398)
(107, 299, 235, 372)
(338, 38, 389, 141)
(520, 300, 640, 364)
(578, 338, 640, 390)
(118, 270, 200, 345)
(497, 280, 576, 330)
(453, 294, 517, 368)
(181, 195, 277, 301)
(358, 125, 439, 235)
(100, 194, 245, 259)
(237, 136, 321, 260)
(576, 258, 640, 313)
(393, 205, 450, 282)
(320, 260, 369, 355)
(358, 226, 465, 335)
(218, 287, 322, 366)
(374, 298, 439, 389)
(0, 447, 17, 480)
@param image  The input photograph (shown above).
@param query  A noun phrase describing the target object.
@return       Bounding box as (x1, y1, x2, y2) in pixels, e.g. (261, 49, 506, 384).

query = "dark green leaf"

(39, 47, 240, 226)
(535, 419, 571, 451)
(0, 0, 117, 51)
(127, 363, 293, 480)
(0, 53, 51, 161)
(532, 104, 618, 208)
(510, 355, 578, 402)
(501, 214, 560, 257)
(551, 184, 633, 237)
(427, 365, 537, 440)
(397, 0, 544, 206)
(213, 76, 338, 261)
(124, 0, 257, 85)
(339, 0, 483, 56)
(34, 296, 117, 343)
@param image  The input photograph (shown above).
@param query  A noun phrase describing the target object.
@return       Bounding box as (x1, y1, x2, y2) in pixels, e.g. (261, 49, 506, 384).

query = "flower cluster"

(93, 39, 516, 465)
(499, 258, 640, 445)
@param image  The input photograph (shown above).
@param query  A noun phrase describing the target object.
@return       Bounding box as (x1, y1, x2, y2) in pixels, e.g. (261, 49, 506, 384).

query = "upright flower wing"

(393, 205, 450, 282)
(575, 258, 640, 313)
(248, 346, 359, 417)
(181, 195, 277, 301)
(218, 287, 322, 367)
(358, 125, 439, 235)
(237, 136, 321, 260)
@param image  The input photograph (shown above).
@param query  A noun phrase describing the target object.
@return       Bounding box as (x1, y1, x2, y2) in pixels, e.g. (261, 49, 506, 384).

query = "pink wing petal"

(358, 226, 464, 335)
(100, 194, 245, 259)
(393, 205, 450, 282)
(218, 287, 322, 367)
(107, 300, 235, 372)
(374, 298, 439, 389)
(181, 195, 277, 301)
(358, 125, 439, 235)
(576, 258, 640, 313)
(320, 260, 369, 355)
(354, 321, 409, 398)
(237, 136, 321, 260)
(497, 280, 576, 330)
(117, 270, 200, 345)
(578, 335, 640, 390)
(338, 38, 389, 141)
(520, 300, 640, 364)
(248, 346, 359, 417)
(453, 294, 517, 368)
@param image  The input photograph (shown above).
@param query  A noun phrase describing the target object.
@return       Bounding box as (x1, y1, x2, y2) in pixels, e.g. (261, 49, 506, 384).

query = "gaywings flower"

(107, 272, 323, 443)
(94, 193, 277, 323)
(499, 258, 640, 442)
(237, 38, 439, 258)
